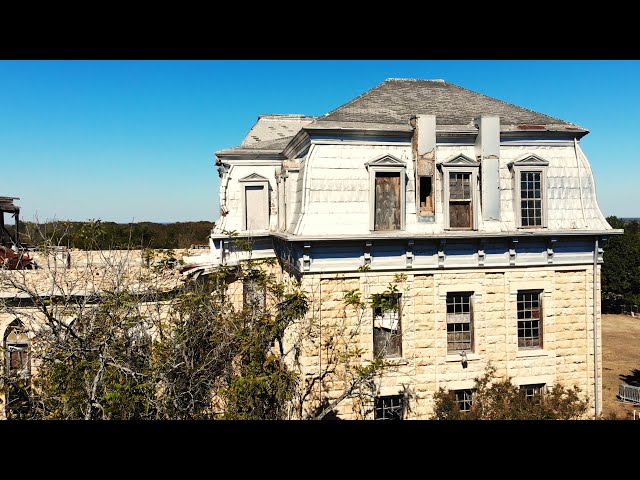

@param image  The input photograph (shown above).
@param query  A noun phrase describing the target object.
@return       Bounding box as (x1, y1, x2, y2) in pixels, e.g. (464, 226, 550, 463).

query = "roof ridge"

(385, 78, 446, 83)
(446, 81, 582, 128)
(321, 79, 392, 118)
(257, 114, 316, 119)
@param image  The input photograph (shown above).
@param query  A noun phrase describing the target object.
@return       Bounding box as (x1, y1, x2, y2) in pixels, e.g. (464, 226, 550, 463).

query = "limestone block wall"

(289, 265, 600, 419)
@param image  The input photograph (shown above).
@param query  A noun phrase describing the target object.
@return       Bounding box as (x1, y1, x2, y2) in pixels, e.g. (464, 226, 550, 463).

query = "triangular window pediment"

(441, 154, 479, 167)
(365, 154, 406, 168)
(511, 154, 549, 167)
(239, 173, 269, 182)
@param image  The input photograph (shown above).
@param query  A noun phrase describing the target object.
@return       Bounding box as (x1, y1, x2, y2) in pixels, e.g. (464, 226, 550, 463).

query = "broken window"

(374, 172, 401, 231)
(373, 293, 402, 358)
(4, 319, 31, 419)
(417, 175, 434, 215)
(446, 292, 473, 353)
(4, 320, 29, 379)
(448, 172, 472, 229)
(243, 275, 266, 310)
(520, 171, 543, 227)
(520, 383, 545, 403)
(454, 389, 474, 413)
(374, 395, 404, 420)
(517, 290, 543, 349)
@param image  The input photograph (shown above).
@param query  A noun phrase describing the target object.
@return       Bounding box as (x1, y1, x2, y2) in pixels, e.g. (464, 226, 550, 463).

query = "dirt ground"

(602, 314, 640, 419)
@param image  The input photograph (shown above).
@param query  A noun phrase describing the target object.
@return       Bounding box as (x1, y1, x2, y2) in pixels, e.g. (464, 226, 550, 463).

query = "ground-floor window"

(374, 395, 404, 420)
(454, 389, 474, 413)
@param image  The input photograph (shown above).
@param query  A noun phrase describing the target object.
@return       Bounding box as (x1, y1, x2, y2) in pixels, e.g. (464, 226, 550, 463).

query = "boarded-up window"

(446, 292, 473, 352)
(374, 172, 401, 231)
(4, 321, 29, 378)
(449, 172, 472, 229)
(418, 176, 434, 215)
(373, 293, 401, 358)
(245, 185, 268, 231)
(9, 348, 28, 375)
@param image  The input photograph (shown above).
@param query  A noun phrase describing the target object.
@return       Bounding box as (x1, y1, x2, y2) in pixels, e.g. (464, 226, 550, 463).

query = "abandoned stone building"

(182, 78, 620, 419)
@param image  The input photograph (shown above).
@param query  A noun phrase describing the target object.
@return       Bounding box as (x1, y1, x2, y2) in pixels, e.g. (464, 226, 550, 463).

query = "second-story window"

(449, 172, 473, 228)
(365, 154, 407, 232)
(510, 154, 549, 229)
(520, 171, 542, 227)
(440, 155, 479, 230)
(239, 173, 270, 232)
(375, 172, 401, 230)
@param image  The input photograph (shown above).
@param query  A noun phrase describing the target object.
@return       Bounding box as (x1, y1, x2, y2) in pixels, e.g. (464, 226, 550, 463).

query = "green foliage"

(431, 364, 589, 420)
(602, 216, 640, 310)
(30, 291, 156, 419)
(370, 283, 400, 313)
(21, 220, 215, 250)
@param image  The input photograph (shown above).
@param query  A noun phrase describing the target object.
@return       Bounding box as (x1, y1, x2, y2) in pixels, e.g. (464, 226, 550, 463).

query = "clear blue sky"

(1, 60, 637, 222)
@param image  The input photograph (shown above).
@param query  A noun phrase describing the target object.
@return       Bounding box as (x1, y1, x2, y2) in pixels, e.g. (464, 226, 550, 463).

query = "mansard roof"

(314, 79, 585, 130)
(216, 79, 587, 157)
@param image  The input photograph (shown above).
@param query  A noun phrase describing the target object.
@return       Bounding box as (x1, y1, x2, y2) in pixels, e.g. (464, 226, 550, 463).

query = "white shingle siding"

(275, 140, 611, 236)
(216, 164, 278, 233)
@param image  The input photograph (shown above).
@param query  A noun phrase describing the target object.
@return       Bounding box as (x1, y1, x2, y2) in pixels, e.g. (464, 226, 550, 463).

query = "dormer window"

(239, 173, 270, 232)
(440, 155, 480, 230)
(365, 155, 407, 232)
(510, 155, 549, 229)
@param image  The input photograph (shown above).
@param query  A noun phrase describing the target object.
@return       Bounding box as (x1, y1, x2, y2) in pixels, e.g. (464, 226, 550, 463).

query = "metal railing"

(619, 383, 640, 404)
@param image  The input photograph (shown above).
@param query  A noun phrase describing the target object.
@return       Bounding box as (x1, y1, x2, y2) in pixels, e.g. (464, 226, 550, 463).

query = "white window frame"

(509, 154, 549, 229)
(365, 154, 407, 232)
(238, 173, 270, 232)
(440, 154, 480, 230)
(446, 291, 474, 353)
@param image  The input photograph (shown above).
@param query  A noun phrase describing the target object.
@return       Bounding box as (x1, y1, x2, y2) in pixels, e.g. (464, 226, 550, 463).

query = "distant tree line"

(8, 220, 215, 250)
(602, 216, 640, 313)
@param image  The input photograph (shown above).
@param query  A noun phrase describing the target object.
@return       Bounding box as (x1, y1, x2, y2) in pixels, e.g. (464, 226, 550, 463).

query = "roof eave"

(215, 149, 286, 161)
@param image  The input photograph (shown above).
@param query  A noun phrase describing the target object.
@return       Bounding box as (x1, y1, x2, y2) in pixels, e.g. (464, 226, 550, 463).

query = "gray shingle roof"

(314, 78, 584, 129)
(218, 135, 294, 154)
(241, 114, 315, 146)
(217, 79, 586, 157)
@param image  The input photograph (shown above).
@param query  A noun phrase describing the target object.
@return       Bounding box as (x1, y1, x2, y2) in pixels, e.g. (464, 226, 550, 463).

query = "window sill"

(382, 358, 409, 366)
(516, 349, 554, 359)
(445, 353, 482, 363)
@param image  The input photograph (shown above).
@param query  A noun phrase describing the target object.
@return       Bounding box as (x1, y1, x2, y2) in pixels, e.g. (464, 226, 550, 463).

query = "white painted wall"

(216, 164, 278, 234)
(215, 138, 611, 238)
